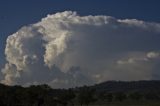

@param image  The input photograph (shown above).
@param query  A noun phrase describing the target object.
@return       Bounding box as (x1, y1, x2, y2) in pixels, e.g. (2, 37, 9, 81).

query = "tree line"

(0, 80, 160, 106)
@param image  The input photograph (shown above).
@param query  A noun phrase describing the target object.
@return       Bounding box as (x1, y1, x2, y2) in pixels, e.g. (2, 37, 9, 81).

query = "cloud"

(115, 52, 160, 80)
(1, 11, 160, 88)
(147, 52, 160, 59)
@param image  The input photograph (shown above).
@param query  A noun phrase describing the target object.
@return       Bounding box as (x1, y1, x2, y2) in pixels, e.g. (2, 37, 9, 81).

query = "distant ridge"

(91, 80, 160, 93)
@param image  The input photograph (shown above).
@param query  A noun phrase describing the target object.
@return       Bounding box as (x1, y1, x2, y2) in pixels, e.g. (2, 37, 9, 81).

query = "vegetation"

(0, 80, 160, 106)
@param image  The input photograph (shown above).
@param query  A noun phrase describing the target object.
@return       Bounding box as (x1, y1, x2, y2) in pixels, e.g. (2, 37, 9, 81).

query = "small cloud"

(147, 52, 160, 59)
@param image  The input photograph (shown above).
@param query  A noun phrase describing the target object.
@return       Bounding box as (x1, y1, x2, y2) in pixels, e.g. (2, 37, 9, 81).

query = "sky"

(0, 0, 160, 88)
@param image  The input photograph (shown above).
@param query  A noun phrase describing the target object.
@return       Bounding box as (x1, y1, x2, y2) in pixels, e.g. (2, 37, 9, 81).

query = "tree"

(106, 93, 113, 103)
(115, 92, 127, 102)
(57, 89, 76, 106)
(98, 91, 106, 101)
(77, 86, 96, 106)
(144, 92, 160, 100)
(129, 92, 142, 101)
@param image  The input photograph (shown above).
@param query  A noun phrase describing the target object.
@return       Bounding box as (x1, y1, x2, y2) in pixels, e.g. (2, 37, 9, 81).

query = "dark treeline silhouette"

(0, 80, 160, 106)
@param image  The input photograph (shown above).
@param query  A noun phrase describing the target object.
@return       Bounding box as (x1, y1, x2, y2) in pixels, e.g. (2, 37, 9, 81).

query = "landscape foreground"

(0, 80, 160, 106)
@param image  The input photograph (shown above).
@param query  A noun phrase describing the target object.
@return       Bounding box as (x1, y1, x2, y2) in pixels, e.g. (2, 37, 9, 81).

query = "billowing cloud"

(1, 11, 160, 88)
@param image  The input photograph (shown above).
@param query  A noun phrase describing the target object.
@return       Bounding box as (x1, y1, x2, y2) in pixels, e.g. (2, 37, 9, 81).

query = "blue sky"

(0, 0, 160, 87)
(0, 0, 160, 35)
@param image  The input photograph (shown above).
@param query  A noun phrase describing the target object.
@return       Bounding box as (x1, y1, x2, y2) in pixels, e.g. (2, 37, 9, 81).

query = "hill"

(92, 80, 160, 93)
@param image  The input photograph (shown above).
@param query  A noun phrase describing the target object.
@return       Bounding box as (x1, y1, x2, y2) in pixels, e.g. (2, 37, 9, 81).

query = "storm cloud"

(1, 11, 160, 88)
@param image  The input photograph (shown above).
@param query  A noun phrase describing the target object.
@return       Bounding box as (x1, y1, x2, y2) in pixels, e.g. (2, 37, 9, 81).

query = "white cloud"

(147, 52, 160, 59)
(1, 11, 160, 88)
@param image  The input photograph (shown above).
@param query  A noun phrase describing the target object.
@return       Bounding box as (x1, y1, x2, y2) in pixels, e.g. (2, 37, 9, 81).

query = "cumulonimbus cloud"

(1, 11, 160, 88)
